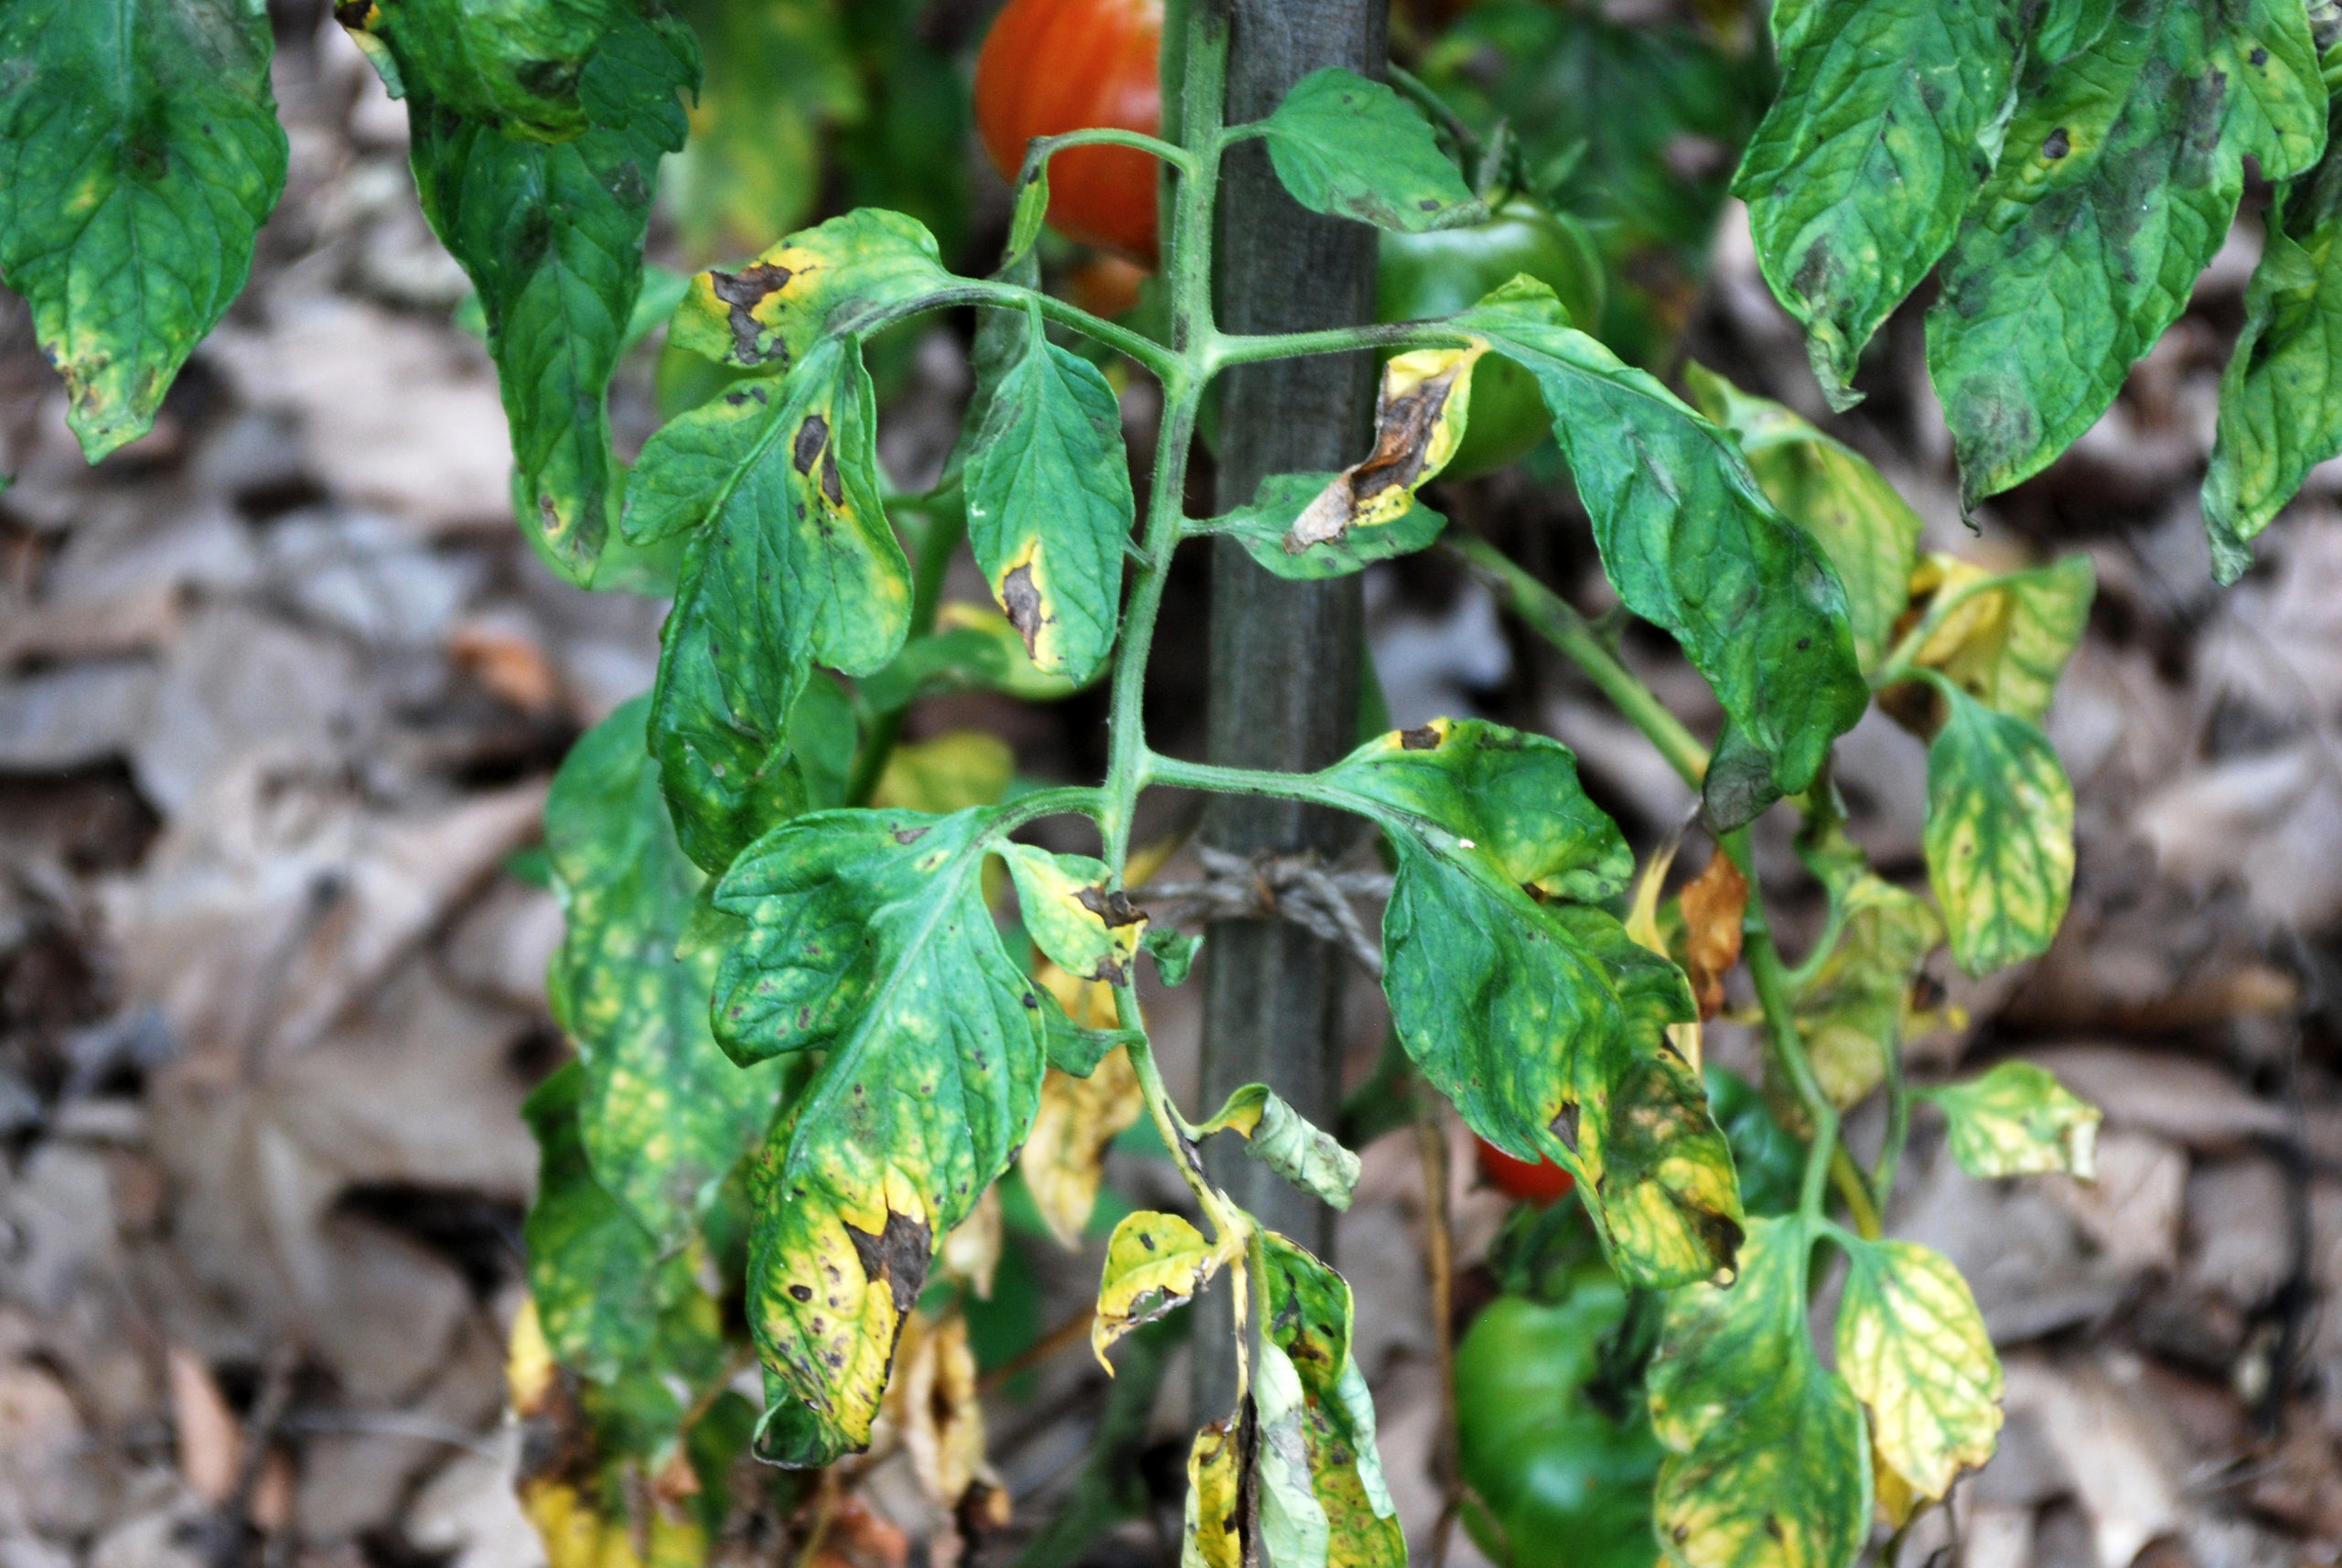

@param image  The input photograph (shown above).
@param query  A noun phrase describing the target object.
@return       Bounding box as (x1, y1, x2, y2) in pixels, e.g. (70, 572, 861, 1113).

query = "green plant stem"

(1213, 318, 1472, 368)
(1830, 1147, 1883, 1240)
(1144, 751, 1336, 807)
(1033, 124, 1199, 177)
(845, 491, 968, 805)
(1386, 64, 1482, 161)
(1874, 1027, 1911, 1219)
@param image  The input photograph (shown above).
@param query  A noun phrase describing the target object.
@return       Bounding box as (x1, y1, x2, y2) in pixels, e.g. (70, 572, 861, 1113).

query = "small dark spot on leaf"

(2252, 47, 2270, 66)
(1418, 199, 1441, 211)
(1399, 724, 1441, 751)
(709, 262, 795, 365)
(789, 1284, 813, 1303)
(1139, 1232, 1156, 1251)
(1796, 636, 1810, 650)
(1001, 563, 1048, 655)
(1021, 992, 1040, 1009)
(2043, 127, 2070, 160)
(892, 826, 929, 844)
(792, 414, 830, 476)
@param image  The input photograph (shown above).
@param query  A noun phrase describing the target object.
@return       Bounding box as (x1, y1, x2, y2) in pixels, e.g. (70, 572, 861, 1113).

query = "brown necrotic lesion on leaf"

(1285, 346, 1484, 553)
(1678, 850, 1747, 1022)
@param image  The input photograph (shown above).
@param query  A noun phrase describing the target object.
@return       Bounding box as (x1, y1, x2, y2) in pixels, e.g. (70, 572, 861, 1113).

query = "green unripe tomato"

(1377, 195, 1606, 480)
(1454, 1287, 1661, 1568)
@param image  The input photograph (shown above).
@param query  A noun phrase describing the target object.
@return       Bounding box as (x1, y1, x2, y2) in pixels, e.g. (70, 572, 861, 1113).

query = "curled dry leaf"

(1288, 346, 1482, 554)
(940, 1186, 1004, 1300)
(1677, 851, 1746, 1022)
(885, 1309, 1011, 1530)
(1020, 1047, 1144, 1250)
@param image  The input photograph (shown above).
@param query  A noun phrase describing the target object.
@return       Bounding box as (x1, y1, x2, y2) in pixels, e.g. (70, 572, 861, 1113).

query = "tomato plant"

(23, 0, 2338, 1564)
(975, 0, 1165, 263)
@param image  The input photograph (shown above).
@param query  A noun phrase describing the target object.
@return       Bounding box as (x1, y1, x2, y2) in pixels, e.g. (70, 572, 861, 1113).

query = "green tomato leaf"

(1253, 1234, 1406, 1568)
(1906, 553, 2095, 725)
(1648, 1215, 1871, 1568)
(2205, 105, 2342, 583)
(714, 806, 1047, 1465)
(1320, 718, 1743, 1287)
(1459, 281, 1867, 795)
(344, 0, 618, 140)
(1003, 845, 1147, 986)
(1922, 682, 2076, 977)
(1922, 1059, 2101, 1179)
(638, 338, 911, 871)
(962, 315, 1134, 682)
(0, 0, 288, 461)
(520, 1062, 699, 1382)
(1197, 1085, 1363, 1211)
(1255, 68, 1485, 234)
(1684, 364, 1923, 674)
(2036, 0, 2121, 63)
(1836, 1238, 2004, 1502)
(546, 699, 790, 1244)
(1144, 927, 1201, 987)
(1735, 0, 2022, 406)
(858, 605, 1086, 713)
(666, 207, 957, 373)
(402, 10, 697, 583)
(1091, 1210, 1231, 1368)
(1926, 0, 2325, 507)
(1202, 474, 1447, 582)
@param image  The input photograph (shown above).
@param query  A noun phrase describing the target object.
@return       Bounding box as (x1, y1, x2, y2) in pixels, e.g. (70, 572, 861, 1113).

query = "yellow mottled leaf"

(1907, 553, 2093, 725)
(669, 209, 952, 371)
(1922, 682, 2074, 976)
(1020, 1048, 1144, 1249)
(1925, 1059, 2100, 1179)
(1836, 1239, 2003, 1501)
(870, 731, 1015, 814)
(1182, 1415, 1246, 1568)
(1092, 1210, 1235, 1370)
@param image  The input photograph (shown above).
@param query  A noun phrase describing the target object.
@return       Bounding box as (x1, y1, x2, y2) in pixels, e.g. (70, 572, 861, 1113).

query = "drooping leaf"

(0, 0, 288, 461)
(392, 8, 696, 583)
(1252, 1235, 1406, 1568)
(637, 338, 911, 870)
(1905, 554, 2095, 725)
(1648, 1215, 1871, 1568)
(1459, 281, 1867, 795)
(1676, 847, 1747, 1025)
(545, 698, 787, 1244)
(1921, 682, 2076, 976)
(1734, 0, 2022, 406)
(1019, 1047, 1144, 1249)
(712, 807, 1047, 1464)
(1835, 1238, 2003, 1502)
(1319, 718, 1742, 1287)
(1144, 926, 1202, 986)
(1683, 364, 1924, 673)
(1183, 1417, 1247, 1568)
(2205, 103, 2342, 582)
(1197, 1085, 1363, 1211)
(962, 313, 1134, 681)
(1206, 347, 1480, 581)
(1092, 1210, 1233, 1369)
(1003, 845, 1147, 985)
(665, 207, 958, 373)
(1922, 1059, 2101, 1179)
(1926, 0, 2325, 506)
(1255, 68, 1484, 234)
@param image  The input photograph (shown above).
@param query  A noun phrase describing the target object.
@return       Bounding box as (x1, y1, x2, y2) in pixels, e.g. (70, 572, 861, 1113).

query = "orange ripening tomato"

(1475, 1135, 1577, 1206)
(975, 0, 1163, 264)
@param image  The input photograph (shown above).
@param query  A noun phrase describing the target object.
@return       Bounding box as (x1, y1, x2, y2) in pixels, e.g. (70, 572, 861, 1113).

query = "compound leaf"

(1735, 0, 2022, 405)
(1927, 0, 2325, 507)
(640, 338, 911, 870)
(711, 807, 1047, 1464)
(546, 698, 787, 1244)
(1253, 1235, 1406, 1568)
(0, 0, 288, 461)
(1321, 718, 1742, 1287)
(2205, 104, 2342, 582)
(962, 317, 1133, 681)
(1648, 1215, 1871, 1568)
(1460, 281, 1866, 795)
(1836, 1238, 2004, 1502)
(1092, 1210, 1230, 1368)
(1003, 845, 1147, 985)
(666, 207, 956, 373)
(1907, 553, 2094, 725)
(1256, 68, 1483, 234)
(1924, 1059, 2101, 1179)
(1684, 364, 1924, 673)
(1922, 682, 2076, 976)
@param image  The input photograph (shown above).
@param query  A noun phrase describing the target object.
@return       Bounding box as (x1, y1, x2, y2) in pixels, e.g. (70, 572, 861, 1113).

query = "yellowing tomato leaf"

(1459, 280, 1867, 796)
(546, 699, 787, 1244)
(1790, 816, 1945, 1114)
(1020, 1048, 1144, 1249)
(1003, 846, 1145, 984)
(1906, 553, 2094, 725)
(1922, 682, 2076, 976)
(1734, 0, 2022, 407)
(1256, 68, 1484, 234)
(1252, 1234, 1405, 1568)
(1093, 1211, 1234, 1369)
(0, 0, 288, 461)
(711, 807, 1047, 1464)
(1319, 718, 1743, 1287)
(1923, 1059, 2101, 1179)
(882, 1307, 1008, 1524)
(637, 338, 911, 870)
(1648, 1215, 1871, 1568)
(1927, 0, 2325, 506)
(1684, 364, 1925, 674)
(870, 730, 1015, 816)
(962, 309, 1134, 681)
(666, 207, 957, 373)
(1197, 1084, 1363, 1211)
(1183, 1416, 1247, 1568)
(1835, 1238, 2003, 1502)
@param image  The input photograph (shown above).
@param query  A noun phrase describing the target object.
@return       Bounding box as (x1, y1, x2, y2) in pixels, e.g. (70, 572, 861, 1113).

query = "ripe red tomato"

(975, 0, 1164, 264)
(1475, 1136, 1577, 1206)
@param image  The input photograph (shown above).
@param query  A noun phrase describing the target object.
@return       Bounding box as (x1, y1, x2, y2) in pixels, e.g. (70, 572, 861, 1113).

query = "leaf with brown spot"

(1092, 1211, 1236, 1369)
(1003, 845, 1147, 985)
(1678, 851, 1746, 1023)
(666, 209, 956, 371)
